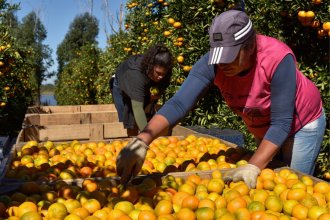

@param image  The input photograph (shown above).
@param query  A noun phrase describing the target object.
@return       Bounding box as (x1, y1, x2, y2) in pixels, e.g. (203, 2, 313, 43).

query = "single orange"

(83, 198, 101, 214)
(79, 166, 93, 178)
(178, 183, 195, 195)
(198, 198, 215, 210)
(138, 210, 157, 220)
(312, 192, 327, 207)
(154, 200, 173, 216)
(211, 170, 223, 179)
(186, 174, 202, 185)
(251, 189, 269, 205)
(307, 205, 327, 220)
(248, 201, 265, 212)
(107, 209, 126, 219)
(263, 179, 276, 191)
(273, 184, 287, 197)
(260, 213, 279, 220)
(214, 207, 228, 219)
(176, 207, 196, 220)
(286, 188, 306, 201)
(47, 202, 68, 219)
(18, 202, 38, 218)
(314, 182, 330, 194)
(207, 192, 220, 202)
(218, 212, 237, 220)
(273, 175, 286, 185)
(172, 191, 190, 207)
(207, 179, 224, 194)
(234, 207, 251, 220)
(318, 213, 330, 220)
(227, 197, 247, 213)
(181, 195, 199, 210)
(195, 207, 215, 220)
(300, 175, 314, 186)
(157, 214, 176, 220)
(223, 189, 241, 203)
(20, 211, 42, 220)
(233, 183, 249, 196)
(71, 207, 90, 219)
(63, 213, 83, 220)
(82, 179, 98, 192)
(92, 209, 109, 220)
(278, 169, 291, 179)
(251, 210, 265, 220)
(167, 18, 175, 24)
(264, 195, 283, 213)
(114, 201, 134, 215)
(215, 196, 227, 209)
(64, 199, 82, 213)
(279, 189, 290, 201)
(300, 194, 319, 208)
(291, 204, 308, 219)
(259, 168, 276, 180)
(282, 200, 299, 216)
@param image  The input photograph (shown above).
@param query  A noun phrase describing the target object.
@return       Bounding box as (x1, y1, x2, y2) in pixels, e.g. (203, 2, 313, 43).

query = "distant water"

(40, 94, 57, 106)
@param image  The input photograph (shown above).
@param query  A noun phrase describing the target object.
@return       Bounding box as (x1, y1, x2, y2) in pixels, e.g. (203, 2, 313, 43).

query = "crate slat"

(80, 104, 116, 112)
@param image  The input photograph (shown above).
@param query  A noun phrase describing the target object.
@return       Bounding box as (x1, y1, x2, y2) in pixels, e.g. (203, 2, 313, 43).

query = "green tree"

(1, 9, 19, 31)
(56, 12, 99, 74)
(0, 0, 34, 135)
(95, 31, 130, 104)
(55, 44, 100, 105)
(15, 11, 54, 105)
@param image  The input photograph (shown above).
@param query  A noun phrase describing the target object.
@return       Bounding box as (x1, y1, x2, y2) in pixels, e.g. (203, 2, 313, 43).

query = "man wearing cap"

(116, 10, 325, 188)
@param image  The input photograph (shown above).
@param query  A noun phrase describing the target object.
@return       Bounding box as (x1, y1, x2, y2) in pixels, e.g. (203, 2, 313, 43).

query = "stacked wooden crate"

(19, 104, 132, 142)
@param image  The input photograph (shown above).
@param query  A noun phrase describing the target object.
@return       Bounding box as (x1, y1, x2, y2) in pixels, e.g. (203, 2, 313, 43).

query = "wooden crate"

(19, 104, 131, 142)
(26, 104, 117, 114)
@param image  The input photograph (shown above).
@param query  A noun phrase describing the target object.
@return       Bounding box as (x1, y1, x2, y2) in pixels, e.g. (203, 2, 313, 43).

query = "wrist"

(137, 132, 153, 145)
(247, 163, 261, 173)
(135, 137, 149, 150)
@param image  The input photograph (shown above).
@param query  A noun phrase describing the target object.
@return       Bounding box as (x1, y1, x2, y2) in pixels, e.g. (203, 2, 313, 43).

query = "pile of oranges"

(3, 135, 328, 219)
(5, 135, 246, 182)
(0, 168, 329, 220)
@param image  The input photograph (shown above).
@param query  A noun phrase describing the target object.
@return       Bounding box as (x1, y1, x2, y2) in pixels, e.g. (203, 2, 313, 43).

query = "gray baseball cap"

(208, 10, 255, 65)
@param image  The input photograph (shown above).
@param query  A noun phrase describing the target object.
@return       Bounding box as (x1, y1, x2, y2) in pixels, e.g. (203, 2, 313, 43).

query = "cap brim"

(208, 45, 241, 65)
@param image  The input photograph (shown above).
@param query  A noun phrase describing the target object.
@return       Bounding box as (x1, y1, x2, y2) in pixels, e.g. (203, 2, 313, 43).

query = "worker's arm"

(223, 54, 297, 188)
(250, 54, 296, 169)
(131, 99, 148, 131)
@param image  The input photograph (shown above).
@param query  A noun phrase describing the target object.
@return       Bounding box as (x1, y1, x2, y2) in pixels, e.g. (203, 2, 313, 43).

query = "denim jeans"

(110, 77, 124, 122)
(256, 109, 326, 175)
(281, 109, 326, 175)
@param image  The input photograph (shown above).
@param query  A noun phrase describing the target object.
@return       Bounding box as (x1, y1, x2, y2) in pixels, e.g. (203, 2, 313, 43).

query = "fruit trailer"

(0, 104, 328, 220)
(1, 104, 325, 188)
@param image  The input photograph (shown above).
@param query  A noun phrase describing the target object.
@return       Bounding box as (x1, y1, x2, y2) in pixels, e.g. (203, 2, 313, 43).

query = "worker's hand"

(116, 137, 148, 184)
(222, 164, 261, 189)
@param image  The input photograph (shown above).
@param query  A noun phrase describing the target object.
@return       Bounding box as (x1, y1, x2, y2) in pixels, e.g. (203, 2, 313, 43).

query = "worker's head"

(141, 44, 173, 82)
(208, 10, 256, 76)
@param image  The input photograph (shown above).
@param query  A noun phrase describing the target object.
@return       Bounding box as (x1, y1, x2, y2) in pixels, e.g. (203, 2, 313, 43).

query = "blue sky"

(10, 0, 126, 84)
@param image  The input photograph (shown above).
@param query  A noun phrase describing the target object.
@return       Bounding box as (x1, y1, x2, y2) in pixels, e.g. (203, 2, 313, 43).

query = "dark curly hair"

(140, 44, 173, 76)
